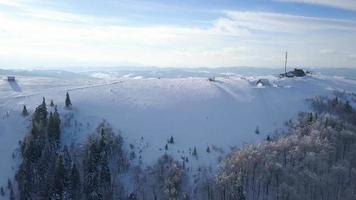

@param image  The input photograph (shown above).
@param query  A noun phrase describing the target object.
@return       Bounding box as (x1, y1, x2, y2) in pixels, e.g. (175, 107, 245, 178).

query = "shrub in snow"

(254, 126, 260, 134)
(192, 147, 198, 158)
(22, 105, 28, 116)
(65, 92, 72, 108)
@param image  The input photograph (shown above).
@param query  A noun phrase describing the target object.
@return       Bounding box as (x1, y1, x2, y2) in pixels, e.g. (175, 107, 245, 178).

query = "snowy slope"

(1, 73, 356, 191)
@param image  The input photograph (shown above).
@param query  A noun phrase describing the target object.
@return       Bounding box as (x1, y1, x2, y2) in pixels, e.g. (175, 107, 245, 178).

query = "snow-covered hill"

(1, 71, 356, 189)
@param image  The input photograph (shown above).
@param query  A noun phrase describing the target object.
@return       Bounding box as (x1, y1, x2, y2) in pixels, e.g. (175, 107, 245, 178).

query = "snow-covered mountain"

(1, 69, 356, 194)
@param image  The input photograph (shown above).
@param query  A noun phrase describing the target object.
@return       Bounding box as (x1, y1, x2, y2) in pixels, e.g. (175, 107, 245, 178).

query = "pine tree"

(255, 126, 260, 134)
(53, 107, 61, 143)
(100, 161, 111, 186)
(65, 92, 72, 107)
(69, 164, 81, 200)
(50, 100, 54, 107)
(62, 146, 72, 168)
(9, 186, 15, 200)
(22, 105, 29, 116)
(37, 143, 56, 199)
(83, 138, 101, 200)
(308, 112, 313, 122)
(42, 97, 46, 106)
(345, 101, 353, 113)
(128, 193, 137, 200)
(0, 187, 4, 196)
(48, 111, 61, 144)
(169, 136, 174, 144)
(236, 184, 246, 200)
(192, 147, 197, 158)
(266, 135, 271, 141)
(53, 155, 65, 199)
(7, 179, 12, 190)
(206, 146, 210, 153)
(165, 144, 168, 150)
(48, 112, 55, 140)
(84, 170, 100, 200)
(100, 160, 112, 199)
(33, 97, 48, 127)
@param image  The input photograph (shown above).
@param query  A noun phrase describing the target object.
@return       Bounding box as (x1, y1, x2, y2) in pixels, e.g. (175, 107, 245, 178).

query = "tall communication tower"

(284, 51, 288, 75)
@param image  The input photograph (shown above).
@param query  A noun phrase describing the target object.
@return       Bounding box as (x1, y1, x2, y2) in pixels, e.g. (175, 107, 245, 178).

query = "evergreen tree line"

(14, 97, 129, 200)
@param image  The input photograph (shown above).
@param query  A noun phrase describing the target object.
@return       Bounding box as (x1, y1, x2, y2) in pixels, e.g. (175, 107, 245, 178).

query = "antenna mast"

(284, 51, 288, 75)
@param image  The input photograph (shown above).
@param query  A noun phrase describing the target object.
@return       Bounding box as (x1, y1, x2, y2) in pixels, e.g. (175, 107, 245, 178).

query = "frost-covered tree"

(215, 96, 356, 200)
(150, 154, 186, 200)
(32, 97, 48, 129)
(82, 121, 128, 200)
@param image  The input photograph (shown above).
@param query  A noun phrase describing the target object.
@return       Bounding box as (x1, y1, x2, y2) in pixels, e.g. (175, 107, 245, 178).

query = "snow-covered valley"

(1, 69, 356, 199)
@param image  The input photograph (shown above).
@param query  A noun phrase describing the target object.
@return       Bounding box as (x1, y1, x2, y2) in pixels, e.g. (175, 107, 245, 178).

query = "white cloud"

(275, 0, 356, 11)
(0, 1, 355, 68)
(221, 11, 356, 33)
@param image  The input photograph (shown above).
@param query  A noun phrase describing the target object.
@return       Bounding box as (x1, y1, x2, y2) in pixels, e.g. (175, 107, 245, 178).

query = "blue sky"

(0, 0, 356, 68)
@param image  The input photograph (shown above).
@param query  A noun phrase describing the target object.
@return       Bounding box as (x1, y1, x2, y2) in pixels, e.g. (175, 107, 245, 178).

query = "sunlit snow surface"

(1, 70, 356, 189)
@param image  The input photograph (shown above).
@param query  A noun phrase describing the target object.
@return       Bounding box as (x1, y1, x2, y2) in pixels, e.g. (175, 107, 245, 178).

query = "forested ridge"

(216, 96, 356, 200)
(6, 94, 356, 200)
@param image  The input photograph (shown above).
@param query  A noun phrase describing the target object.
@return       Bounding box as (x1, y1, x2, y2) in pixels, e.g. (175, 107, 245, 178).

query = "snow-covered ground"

(1, 70, 356, 190)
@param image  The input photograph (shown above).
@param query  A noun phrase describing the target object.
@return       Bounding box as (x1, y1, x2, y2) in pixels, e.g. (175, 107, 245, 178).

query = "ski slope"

(1, 72, 356, 190)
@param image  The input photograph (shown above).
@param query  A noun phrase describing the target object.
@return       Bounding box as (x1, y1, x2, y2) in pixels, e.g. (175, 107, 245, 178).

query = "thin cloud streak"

(275, 0, 356, 11)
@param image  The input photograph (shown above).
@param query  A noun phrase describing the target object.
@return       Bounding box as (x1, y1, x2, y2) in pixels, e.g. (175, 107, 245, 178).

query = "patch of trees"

(215, 97, 356, 200)
(82, 121, 129, 199)
(14, 97, 128, 200)
(310, 96, 355, 122)
(151, 154, 186, 200)
(16, 97, 61, 200)
(130, 154, 187, 200)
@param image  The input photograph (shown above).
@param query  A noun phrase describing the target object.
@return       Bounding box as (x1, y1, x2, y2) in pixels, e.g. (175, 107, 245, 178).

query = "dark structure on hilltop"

(7, 76, 15, 81)
(280, 52, 306, 78)
(285, 68, 306, 77)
